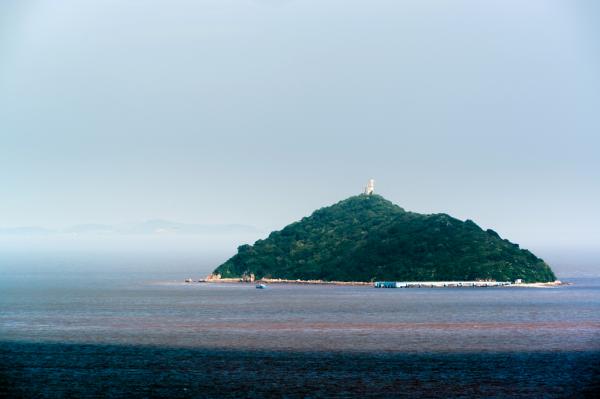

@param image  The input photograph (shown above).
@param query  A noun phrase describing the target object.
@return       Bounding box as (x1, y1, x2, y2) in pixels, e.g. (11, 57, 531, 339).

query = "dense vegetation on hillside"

(214, 195, 556, 283)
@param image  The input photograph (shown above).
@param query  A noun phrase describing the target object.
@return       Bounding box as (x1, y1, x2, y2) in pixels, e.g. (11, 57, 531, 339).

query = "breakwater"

(374, 281, 512, 288)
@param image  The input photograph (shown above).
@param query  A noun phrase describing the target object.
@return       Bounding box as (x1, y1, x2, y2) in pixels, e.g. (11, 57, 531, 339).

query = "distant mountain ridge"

(214, 195, 557, 283)
(0, 220, 258, 235)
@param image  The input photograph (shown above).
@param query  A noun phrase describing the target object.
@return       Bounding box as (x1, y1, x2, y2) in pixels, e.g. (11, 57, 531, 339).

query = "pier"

(374, 281, 512, 288)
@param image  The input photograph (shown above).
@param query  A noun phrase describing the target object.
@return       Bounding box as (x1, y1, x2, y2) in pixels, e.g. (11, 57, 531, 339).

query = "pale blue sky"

(1, 1, 599, 265)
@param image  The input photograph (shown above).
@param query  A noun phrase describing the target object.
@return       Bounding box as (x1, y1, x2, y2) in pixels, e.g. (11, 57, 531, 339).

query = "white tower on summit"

(364, 179, 375, 195)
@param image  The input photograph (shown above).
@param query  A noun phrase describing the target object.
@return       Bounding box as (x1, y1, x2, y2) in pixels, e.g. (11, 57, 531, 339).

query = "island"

(212, 191, 557, 284)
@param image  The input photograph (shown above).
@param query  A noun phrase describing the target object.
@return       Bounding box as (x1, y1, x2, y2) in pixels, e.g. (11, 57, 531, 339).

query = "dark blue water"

(1, 255, 599, 397)
(2, 343, 598, 398)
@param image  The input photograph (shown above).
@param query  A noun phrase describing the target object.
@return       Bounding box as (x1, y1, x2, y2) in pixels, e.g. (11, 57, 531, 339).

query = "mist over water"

(1, 234, 598, 279)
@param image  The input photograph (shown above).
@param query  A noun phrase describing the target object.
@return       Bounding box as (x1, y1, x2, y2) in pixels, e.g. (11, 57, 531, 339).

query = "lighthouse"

(364, 179, 375, 195)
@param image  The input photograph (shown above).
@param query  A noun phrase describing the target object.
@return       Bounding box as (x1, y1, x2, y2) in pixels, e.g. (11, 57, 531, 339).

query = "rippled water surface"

(1, 270, 599, 397)
(2, 275, 600, 352)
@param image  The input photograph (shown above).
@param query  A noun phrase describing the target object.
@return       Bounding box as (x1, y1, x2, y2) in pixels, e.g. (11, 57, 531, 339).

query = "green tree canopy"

(214, 195, 556, 283)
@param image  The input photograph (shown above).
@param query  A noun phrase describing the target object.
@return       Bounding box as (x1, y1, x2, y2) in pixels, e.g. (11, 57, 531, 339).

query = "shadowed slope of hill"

(214, 195, 556, 283)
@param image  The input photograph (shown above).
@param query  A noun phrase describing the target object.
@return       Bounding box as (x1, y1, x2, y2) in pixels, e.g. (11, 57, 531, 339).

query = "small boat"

(184, 278, 193, 283)
(255, 283, 267, 289)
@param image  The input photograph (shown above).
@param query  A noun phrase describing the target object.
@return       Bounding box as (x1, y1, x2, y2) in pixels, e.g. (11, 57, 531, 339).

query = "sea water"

(1, 253, 599, 397)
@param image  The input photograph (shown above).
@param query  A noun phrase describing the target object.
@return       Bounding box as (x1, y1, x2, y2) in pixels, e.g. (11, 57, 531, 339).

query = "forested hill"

(213, 195, 556, 283)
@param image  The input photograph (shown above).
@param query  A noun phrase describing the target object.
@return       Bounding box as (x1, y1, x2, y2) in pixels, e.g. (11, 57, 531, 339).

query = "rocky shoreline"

(196, 277, 372, 286)
(186, 277, 568, 288)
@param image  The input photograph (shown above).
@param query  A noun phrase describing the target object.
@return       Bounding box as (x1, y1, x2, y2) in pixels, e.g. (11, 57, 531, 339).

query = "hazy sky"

(1, 0, 599, 257)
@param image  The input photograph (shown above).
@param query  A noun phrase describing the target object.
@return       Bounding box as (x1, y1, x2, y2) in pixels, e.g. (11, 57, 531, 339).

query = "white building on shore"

(364, 179, 375, 195)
